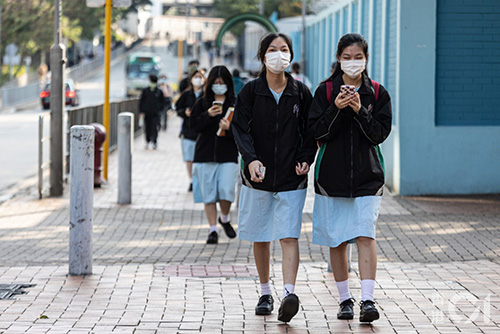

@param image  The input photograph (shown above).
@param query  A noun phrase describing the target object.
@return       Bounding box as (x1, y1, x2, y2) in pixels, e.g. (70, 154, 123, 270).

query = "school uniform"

(308, 72, 392, 248)
(189, 96, 238, 204)
(232, 72, 316, 242)
(175, 89, 201, 162)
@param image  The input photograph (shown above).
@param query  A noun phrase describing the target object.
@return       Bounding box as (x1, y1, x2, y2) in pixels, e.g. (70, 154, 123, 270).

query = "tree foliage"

(0, 0, 146, 71)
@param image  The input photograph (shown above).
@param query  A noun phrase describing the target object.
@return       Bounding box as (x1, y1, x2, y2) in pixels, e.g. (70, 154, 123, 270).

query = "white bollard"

(69, 126, 94, 276)
(118, 112, 134, 204)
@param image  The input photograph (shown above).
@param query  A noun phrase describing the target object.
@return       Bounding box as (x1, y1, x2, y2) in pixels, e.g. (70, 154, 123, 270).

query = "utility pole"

(103, 0, 112, 181)
(259, 0, 264, 15)
(50, 0, 65, 197)
(301, 0, 306, 77)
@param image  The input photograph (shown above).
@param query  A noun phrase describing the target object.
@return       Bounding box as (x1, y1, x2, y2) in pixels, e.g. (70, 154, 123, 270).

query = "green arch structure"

(215, 13, 278, 47)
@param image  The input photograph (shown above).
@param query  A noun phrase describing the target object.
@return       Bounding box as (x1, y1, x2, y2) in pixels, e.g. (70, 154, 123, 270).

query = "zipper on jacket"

(350, 121, 354, 198)
(273, 104, 279, 189)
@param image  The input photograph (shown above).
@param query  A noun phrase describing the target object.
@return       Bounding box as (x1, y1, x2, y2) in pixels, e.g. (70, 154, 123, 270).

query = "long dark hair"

(203, 65, 235, 104)
(322, 33, 369, 83)
(257, 32, 294, 74)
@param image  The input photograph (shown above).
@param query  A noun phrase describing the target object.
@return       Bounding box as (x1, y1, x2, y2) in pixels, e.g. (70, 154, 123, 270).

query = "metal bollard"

(69, 126, 94, 276)
(118, 112, 134, 204)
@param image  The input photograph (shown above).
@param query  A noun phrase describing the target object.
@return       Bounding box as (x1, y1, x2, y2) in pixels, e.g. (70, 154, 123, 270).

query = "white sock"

(282, 284, 294, 298)
(260, 282, 272, 296)
(209, 225, 217, 233)
(336, 279, 351, 303)
(220, 213, 230, 223)
(361, 279, 375, 302)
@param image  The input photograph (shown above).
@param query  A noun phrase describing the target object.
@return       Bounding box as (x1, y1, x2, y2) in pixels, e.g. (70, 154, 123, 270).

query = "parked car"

(40, 79, 80, 110)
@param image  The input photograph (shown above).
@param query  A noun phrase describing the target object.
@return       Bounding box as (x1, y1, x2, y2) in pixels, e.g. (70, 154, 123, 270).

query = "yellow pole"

(103, 0, 112, 181)
(177, 39, 183, 83)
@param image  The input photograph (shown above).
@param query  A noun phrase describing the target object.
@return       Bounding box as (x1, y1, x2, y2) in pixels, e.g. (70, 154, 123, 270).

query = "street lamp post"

(49, 0, 65, 197)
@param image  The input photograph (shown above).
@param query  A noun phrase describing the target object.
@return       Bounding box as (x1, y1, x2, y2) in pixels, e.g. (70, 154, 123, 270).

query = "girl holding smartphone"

(308, 33, 392, 323)
(232, 33, 316, 323)
(190, 65, 238, 244)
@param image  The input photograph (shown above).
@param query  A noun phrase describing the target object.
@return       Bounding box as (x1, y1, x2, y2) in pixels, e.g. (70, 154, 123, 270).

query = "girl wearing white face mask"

(232, 33, 316, 323)
(308, 33, 392, 323)
(176, 70, 205, 191)
(190, 65, 239, 245)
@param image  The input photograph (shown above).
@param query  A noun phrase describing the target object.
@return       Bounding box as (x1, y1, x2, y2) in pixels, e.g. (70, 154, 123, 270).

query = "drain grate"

(0, 284, 36, 300)
(154, 265, 258, 278)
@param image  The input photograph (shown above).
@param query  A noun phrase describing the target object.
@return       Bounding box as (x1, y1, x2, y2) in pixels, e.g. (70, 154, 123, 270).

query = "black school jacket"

(190, 96, 238, 163)
(175, 89, 199, 140)
(308, 72, 392, 198)
(232, 72, 316, 192)
(139, 87, 164, 118)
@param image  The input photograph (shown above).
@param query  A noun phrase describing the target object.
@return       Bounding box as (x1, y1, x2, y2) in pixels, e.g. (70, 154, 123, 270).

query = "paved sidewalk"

(0, 115, 499, 333)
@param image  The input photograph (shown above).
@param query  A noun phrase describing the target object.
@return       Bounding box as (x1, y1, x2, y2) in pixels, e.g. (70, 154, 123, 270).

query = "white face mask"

(191, 77, 204, 87)
(265, 51, 291, 74)
(341, 60, 366, 79)
(212, 84, 227, 96)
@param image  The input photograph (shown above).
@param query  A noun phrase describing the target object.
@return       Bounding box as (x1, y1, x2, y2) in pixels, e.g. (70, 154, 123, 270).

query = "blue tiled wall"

(435, 0, 500, 126)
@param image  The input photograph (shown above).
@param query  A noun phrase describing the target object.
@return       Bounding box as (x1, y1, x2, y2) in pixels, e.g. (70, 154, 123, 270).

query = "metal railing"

(64, 98, 142, 177)
(38, 112, 51, 199)
(38, 98, 141, 199)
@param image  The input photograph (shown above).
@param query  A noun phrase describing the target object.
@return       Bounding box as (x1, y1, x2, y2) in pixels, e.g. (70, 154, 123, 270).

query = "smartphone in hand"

(340, 85, 356, 96)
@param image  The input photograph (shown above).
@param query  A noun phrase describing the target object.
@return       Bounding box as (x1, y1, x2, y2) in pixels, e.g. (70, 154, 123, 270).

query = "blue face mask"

(212, 84, 227, 96)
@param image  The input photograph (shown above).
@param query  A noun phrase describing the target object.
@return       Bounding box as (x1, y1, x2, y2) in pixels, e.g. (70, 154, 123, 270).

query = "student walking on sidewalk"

(139, 74, 164, 149)
(175, 70, 205, 191)
(308, 33, 392, 323)
(232, 33, 316, 323)
(190, 65, 238, 244)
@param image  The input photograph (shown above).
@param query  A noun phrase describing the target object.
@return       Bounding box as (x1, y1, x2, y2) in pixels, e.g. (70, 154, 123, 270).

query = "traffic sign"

(3, 55, 20, 66)
(5, 44, 18, 57)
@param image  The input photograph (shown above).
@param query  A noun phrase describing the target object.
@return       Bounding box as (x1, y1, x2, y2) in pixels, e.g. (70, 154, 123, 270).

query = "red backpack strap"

(371, 79, 380, 101)
(326, 80, 333, 104)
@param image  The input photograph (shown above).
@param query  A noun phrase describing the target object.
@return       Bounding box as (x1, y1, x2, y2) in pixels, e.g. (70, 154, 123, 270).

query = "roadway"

(0, 41, 181, 198)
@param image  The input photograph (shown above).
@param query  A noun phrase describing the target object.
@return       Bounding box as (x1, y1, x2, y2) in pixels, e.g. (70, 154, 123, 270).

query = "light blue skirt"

(312, 194, 382, 248)
(192, 162, 238, 204)
(238, 186, 307, 242)
(181, 138, 196, 162)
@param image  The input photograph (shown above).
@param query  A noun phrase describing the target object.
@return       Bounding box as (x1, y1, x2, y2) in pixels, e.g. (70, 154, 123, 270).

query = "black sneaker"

(337, 298, 355, 320)
(255, 294, 274, 315)
(206, 231, 218, 244)
(277, 293, 299, 322)
(218, 217, 236, 238)
(359, 300, 380, 322)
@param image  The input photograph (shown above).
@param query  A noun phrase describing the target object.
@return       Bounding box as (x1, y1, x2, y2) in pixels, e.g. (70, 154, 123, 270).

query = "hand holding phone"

(208, 101, 223, 117)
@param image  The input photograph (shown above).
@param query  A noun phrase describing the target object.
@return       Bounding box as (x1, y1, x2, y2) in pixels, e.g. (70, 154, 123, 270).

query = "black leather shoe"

(206, 231, 218, 244)
(359, 300, 380, 322)
(255, 295, 274, 315)
(337, 298, 355, 320)
(278, 293, 299, 322)
(218, 217, 236, 238)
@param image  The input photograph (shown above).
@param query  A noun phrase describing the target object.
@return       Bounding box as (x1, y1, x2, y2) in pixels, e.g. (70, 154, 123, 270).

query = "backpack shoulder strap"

(326, 80, 333, 104)
(371, 79, 380, 101)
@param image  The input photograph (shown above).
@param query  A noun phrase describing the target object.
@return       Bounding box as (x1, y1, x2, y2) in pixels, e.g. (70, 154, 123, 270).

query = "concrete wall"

(300, 0, 500, 195)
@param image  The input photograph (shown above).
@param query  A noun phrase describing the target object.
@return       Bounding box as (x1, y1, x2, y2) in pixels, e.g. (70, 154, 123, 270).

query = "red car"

(40, 79, 80, 110)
